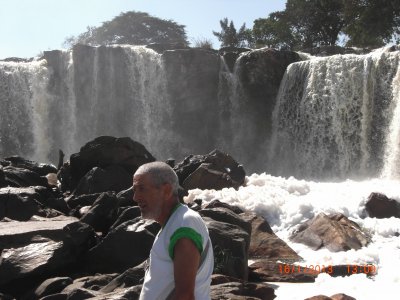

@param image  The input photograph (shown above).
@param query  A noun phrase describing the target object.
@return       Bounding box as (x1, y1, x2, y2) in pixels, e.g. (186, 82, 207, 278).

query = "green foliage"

(249, 0, 400, 50)
(63, 11, 188, 48)
(213, 18, 251, 48)
(343, 0, 400, 47)
(253, 12, 294, 50)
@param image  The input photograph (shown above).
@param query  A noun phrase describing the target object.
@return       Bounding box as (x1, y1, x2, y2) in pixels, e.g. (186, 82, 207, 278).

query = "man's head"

(133, 161, 179, 223)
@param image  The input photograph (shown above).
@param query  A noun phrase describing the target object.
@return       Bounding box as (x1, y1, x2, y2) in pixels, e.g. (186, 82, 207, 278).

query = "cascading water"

(0, 60, 51, 161)
(0, 45, 172, 163)
(268, 48, 400, 180)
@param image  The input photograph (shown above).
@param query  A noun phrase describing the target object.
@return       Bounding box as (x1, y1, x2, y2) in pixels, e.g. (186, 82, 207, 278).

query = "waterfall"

(269, 49, 400, 179)
(0, 60, 50, 161)
(0, 45, 171, 163)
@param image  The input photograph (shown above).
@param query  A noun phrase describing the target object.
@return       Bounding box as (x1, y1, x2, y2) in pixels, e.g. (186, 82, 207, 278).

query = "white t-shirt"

(139, 204, 214, 300)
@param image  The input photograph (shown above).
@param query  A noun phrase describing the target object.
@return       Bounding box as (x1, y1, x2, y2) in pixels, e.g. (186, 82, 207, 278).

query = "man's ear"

(163, 183, 173, 198)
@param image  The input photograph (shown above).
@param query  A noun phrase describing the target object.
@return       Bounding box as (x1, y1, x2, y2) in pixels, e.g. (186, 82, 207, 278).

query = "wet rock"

(365, 192, 400, 218)
(80, 192, 119, 234)
(100, 262, 146, 293)
(84, 219, 157, 273)
(210, 281, 276, 300)
(205, 218, 250, 280)
(0, 187, 42, 221)
(305, 294, 357, 300)
(248, 260, 316, 283)
(0, 221, 96, 290)
(2, 166, 49, 188)
(2, 156, 57, 176)
(68, 136, 155, 189)
(109, 206, 141, 231)
(242, 213, 301, 261)
(32, 277, 73, 299)
(175, 149, 246, 190)
(289, 213, 371, 252)
(203, 199, 244, 214)
(66, 193, 102, 209)
(73, 165, 132, 196)
(200, 207, 252, 236)
(116, 186, 134, 207)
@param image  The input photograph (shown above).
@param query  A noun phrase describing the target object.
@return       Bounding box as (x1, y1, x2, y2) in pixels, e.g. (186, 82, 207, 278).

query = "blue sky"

(0, 0, 286, 59)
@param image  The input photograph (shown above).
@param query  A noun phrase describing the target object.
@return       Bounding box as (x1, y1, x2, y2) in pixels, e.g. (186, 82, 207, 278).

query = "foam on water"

(185, 174, 400, 299)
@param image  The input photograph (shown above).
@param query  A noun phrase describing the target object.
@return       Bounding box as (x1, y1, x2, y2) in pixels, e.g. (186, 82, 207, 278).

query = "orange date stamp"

(278, 263, 377, 275)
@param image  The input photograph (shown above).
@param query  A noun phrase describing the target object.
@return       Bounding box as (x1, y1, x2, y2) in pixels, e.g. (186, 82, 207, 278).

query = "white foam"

(184, 174, 400, 299)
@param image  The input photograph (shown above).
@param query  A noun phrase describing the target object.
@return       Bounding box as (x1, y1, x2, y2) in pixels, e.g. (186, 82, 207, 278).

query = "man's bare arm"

(172, 237, 201, 300)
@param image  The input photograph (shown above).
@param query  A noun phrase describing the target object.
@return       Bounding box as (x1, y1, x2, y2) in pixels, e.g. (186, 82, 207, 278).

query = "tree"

(213, 18, 251, 48)
(252, 12, 294, 50)
(63, 11, 188, 48)
(343, 0, 400, 47)
(284, 0, 345, 48)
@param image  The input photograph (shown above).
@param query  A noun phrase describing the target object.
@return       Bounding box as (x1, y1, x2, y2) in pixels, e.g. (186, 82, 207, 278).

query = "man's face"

(133, 173, 165, 221)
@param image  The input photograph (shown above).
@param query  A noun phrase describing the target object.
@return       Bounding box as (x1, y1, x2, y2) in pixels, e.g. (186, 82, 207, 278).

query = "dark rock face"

(73, 165, 132, 197)
(32, 277, 73, 299)
(163, 48, 221, 155)
(0, 221, 96, 294)
(79, 192, 120, 234)
(365, 192, 400, 218)
(205, 218, 250, 281)
(305, 294, 357, 300)
(1, 156, 57, 176)
(289, 213, 371, 252)
(83, 219, 158, 273)
(67, 136, 155, 190)
(2, 166, 49, 188)
(243, 213, 301, 261)
(210, 280, 276, 300)
(249, 260, 317, 283)
(174, 149, 246, 190)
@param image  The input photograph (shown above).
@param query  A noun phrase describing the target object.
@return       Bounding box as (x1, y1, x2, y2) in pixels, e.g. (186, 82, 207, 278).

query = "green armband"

(169, 227, 203, 259)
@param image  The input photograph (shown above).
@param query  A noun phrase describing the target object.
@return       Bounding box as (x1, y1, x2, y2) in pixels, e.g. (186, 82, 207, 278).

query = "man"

(133, 161, 213, 300)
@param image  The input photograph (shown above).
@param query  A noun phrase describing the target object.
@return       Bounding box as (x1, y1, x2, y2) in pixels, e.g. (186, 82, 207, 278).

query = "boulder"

(203, 199, 244, 214)
(109, 206, 141, 231)
(83, 219, 158, 273)
(66, 193, 102, 209)
(210, 281, 276, 300)
(242, 213, 301, 261)
(200, 207, 252, 236)
(305, 294, 357, 300)
(100, 262, 146, 293)
(174, 149, 246, 190)
(80, 192, 119, 234)
(205, 218, 250, 280)
(365, 192, 400, 218)
(0, 221, 97, 295)
(116, 186, 134, 207)
(68, 136, 155, 188)
(0, 215, 78, 250)
(61, 273, 118, 294)
(289, 213, 371, 252)
(2, 156, 57, 176)
(0, 187, 42, 221)
(248, 260, 316, 283)
(0, 166, 6, 188)
(2, 166, 49, 188)
(72, 165, 132, 196)
(31, 277, 73, 299)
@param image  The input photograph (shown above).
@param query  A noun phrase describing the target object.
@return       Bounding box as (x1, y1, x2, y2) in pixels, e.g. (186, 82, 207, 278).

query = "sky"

(0, 0, 286, 59)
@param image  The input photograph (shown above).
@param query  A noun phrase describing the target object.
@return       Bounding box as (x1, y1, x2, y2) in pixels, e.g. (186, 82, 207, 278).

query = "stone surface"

(68, 136, 155, 188)
(210, 281, 276, 300)
(84, 219, 157, 273)
(175, 149, 246, 190)
(365, 192, 400, 218)
(80, 192, 119, 234)
(205, 218, 250, 280)
(242, 213, 301, 261)
(289, 213, 371, 252)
